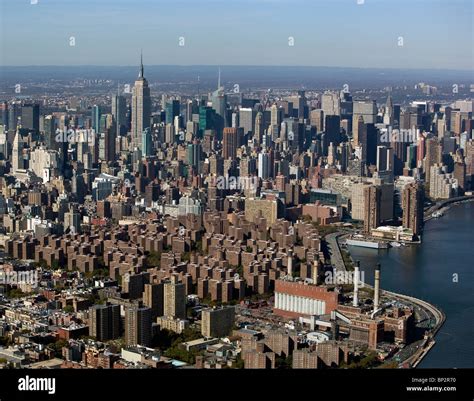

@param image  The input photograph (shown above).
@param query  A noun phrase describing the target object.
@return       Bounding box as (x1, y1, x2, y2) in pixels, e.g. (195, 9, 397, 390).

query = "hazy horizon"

(1, 64, 472, 72)
(2, 65, 471, 94)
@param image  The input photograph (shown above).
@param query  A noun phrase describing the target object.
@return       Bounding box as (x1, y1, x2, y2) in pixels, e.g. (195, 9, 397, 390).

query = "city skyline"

(0, 1, 472, 399)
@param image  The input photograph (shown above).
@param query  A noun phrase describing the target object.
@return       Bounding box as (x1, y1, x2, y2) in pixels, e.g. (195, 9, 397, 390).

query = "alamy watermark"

(0, 270, 39, 287)
(209, 175, 259, 191)
(380, 127, 420, 144)
(55, 128, 96, 144)
(324, 270, 365, 287)
(18, 376, 56, 395)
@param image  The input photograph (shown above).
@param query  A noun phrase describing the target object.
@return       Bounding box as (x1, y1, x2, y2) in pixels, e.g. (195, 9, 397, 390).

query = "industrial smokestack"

(287, 250, 293, 278)
(374, 263, 381, 311)
(353, 261, 360, 307)
(312, 260, 319, 284)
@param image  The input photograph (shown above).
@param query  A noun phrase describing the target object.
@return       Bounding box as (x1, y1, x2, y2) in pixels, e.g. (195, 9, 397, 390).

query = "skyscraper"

(402, 182, 424, 237)
(201, 306, 235, 338)
(164, 274, 186, 319)
(112, 92, 127, 136)
(310, 109, 324, 132)
(324, 115, 341, 154)
(258, 151, 271, 179)
(8, 102, 20, 132)
(365, 123, 378, 166)
(21, 103, 40, 132)
(143, 283, 164, 320)
(104, 124, 117, 162)
(429, 164, 458, 199)
(321, 91, 341, 118)
(91, 105, 102, 134)
(270, 104, 283, 129)
(254, 111, 264, 144)
(353, 100, 377, 123)
(384, 94, 394, 125)
(64, 206, 81, 234)
(211, 68, 227, 124)
(424, 137, 442, 184)
(363, 185, 381, 233)
(453, 153, 467, 193)
(131, 52, 151, 150)
(353, 115, 364, 147)
(327, 142, 336, 166)
(89, 304, 120, 341)
(125, 306, 152, 347)
(187, 140, 202, 171)
(43, 115, 56, 150)
(198, 106, 217, 138)
(0, 102, 8, 130)
(165, 100, 180, 125)
(12, 130, 22, 173)
(239, 108, 255, 136)
(464, 140, 474, 189)
(351, 182, 372, 221)
(142, 127, 152, 157)
(0, 126, 7, 159)
(417, 133, 426, 168)
(223, 127, 240, 160)
(353, 100, 377, 141)
(376, 146, 394, 173)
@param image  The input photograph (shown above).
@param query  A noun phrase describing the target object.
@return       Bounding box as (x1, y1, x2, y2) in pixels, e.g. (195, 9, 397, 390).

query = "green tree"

(164, 346, 198, 364)
(343, 351, 379, 369)
(234, 265, 244, 277)
(276, 355, 293, 369)
(47, 339, 67, 357)
(145, 251, 161, 268)
(37, 259, 49, 269)
(7, 288, 29, 299)
(193, 240, 203, 254)
(380, 361, 399, 369)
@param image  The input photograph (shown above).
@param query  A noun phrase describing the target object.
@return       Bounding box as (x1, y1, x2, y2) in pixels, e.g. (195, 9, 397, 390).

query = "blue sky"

(0, 0, 472, 69)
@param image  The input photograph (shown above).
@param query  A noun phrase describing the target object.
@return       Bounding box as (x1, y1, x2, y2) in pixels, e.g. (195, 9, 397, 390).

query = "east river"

(348, 202, 474, 368)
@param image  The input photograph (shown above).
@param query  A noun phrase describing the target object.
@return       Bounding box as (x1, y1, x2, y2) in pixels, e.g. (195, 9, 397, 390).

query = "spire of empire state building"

(131, 50, 151, 150)
(139, 50, 144, 79)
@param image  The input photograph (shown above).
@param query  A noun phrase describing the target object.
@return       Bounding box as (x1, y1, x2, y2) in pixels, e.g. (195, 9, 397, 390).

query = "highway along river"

(347, 202, 474, 368)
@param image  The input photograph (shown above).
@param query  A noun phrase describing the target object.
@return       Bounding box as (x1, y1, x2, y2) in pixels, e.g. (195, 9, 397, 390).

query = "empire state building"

(131, 52, 151, 151)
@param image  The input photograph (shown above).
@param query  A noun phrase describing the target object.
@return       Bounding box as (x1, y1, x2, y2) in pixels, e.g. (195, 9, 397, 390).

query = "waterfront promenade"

(424, 195, 474, 222)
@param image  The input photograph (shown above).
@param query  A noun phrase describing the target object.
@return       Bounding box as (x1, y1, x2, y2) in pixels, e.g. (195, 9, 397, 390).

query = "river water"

(347, 202, 474, 368)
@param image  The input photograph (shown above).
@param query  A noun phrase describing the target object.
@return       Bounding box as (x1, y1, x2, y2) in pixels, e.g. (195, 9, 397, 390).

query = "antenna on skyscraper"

(197, 75, 200, 99)
(139, 49, 144, 78)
